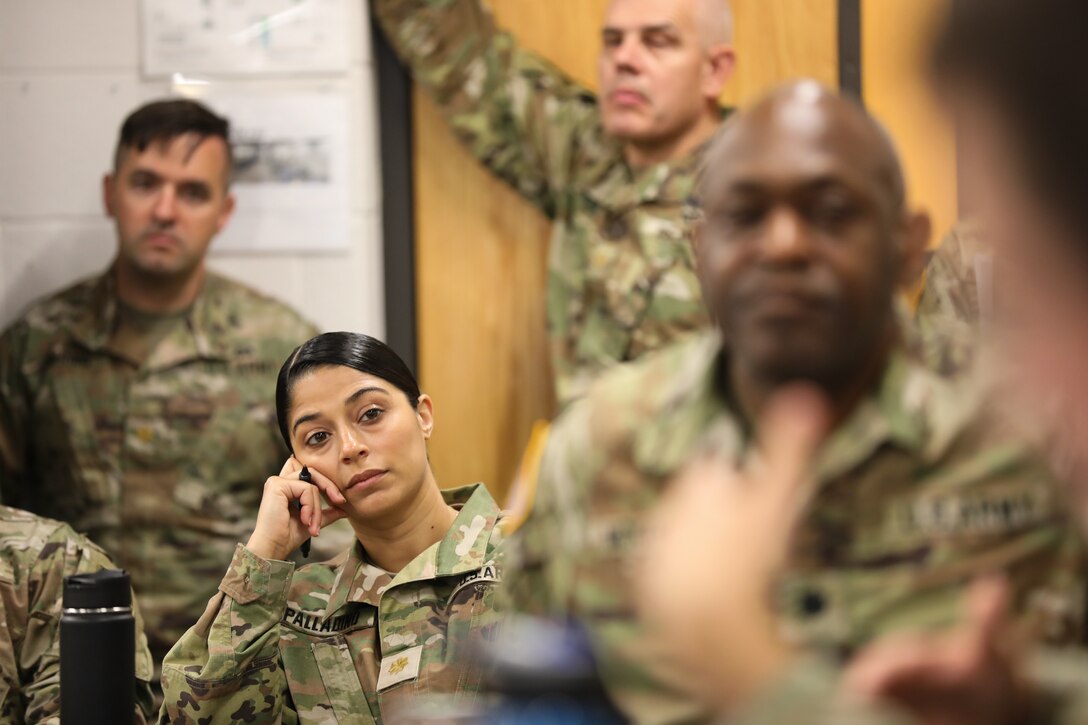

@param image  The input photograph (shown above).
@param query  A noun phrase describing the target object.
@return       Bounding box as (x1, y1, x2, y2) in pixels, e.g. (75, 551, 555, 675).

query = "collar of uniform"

(631, 332, 968, 482)
(142, 272, 233, 370)
(65, 266, 232, 369)
(63, 268, 121, 353)
(431, 483, 501, 575)
(322, 483, 500, 616)
(584, 133, 709, 211)
(813, 349, 974, 482)
(630, 331, 742, 478)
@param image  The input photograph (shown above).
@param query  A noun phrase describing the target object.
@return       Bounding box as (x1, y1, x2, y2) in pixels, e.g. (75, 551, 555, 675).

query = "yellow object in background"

(501, 419, 552, 535)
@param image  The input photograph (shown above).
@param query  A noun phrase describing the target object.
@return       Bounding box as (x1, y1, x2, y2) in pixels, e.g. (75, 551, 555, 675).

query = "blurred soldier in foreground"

(0, 506, 153, 723)
(506, 80, 1085, 724)
(0, 99, 320, 689)
(638, 0, 1088, 722)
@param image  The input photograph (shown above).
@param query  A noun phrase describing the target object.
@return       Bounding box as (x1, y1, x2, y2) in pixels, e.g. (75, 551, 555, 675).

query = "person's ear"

(215, 192, 236, 234)
(103, 173, 116, 218)
(415, 394, 435, 440)
(692, 218, 705, 259)
(897, 210, 932, 289)
(703, 44, 736, 100)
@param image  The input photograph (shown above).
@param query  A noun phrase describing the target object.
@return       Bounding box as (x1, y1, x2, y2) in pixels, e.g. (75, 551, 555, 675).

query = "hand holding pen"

(245, 457, 347, 562)
(298, 466, 314, 557)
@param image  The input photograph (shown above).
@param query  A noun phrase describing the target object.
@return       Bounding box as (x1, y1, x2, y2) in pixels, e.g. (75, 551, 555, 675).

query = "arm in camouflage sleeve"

(731, 647, 1082, 724)
(159, 545, 296, 724)
(0, 322, 32, 506)
(372, 0, 598, 217)
(22, 522, 155, 725)
(503, 400, 595, 614)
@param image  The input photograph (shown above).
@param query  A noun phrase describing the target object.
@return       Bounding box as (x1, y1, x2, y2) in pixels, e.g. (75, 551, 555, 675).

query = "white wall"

(0, 0, 384, 338)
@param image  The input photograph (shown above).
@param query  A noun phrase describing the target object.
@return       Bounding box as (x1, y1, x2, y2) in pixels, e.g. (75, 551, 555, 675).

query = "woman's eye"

(361, 407, 384, 422)
(305, 431, 329, 447)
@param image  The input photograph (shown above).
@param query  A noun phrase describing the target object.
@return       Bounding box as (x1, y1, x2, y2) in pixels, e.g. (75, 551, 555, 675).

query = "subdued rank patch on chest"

(282, 607, 366, 635)
(894, 486, 1051, 537)
(377, 644, 423, 691)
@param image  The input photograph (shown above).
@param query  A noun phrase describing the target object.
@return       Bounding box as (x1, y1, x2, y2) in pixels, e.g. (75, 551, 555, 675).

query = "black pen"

(299, 466, 313, 558)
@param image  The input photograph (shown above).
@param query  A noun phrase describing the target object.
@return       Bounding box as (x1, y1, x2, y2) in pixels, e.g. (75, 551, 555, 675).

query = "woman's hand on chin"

(246, 457, 348, 561)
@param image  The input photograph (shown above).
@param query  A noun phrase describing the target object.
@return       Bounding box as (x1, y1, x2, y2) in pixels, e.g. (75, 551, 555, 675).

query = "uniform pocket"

(39, 373, 122, 520)
(309, 636, 373, 725)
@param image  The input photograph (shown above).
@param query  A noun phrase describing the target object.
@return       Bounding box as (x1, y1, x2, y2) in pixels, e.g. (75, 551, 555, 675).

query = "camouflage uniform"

(160, 483, 505, 724)
(373, 0, 715, 406)
(0, 505, 155, 724)
(914, 221, 991, 375)
(731, 660, 915, 725)
(736, 642, 1088, 724)
(506, 331, 1085, 724)
(0, 268, 319, 682)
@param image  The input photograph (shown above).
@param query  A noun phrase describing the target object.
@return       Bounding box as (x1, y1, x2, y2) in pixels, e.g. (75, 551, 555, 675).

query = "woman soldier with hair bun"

(160, 332, 505, 723)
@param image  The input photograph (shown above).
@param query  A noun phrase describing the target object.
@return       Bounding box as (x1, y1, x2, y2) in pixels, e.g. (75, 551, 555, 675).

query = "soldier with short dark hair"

(0, 98, 320, 693)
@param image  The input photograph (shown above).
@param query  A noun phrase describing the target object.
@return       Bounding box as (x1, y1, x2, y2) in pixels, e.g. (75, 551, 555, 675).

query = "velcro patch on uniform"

(448, 563, 501, 599)
(282, 607, 370, 634)
(377, 644, 423, 691)
(893, 485, 1052, 537)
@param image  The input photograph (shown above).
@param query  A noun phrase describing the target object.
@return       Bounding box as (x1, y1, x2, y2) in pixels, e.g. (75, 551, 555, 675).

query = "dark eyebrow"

(128, 168, 161, 180)
(603, 23, 678, 35)
(722, 175, 859, 197)
(128, 167, 212, 194)
(291, 412, 321, 434)
(344, 386, 387, 406)
(290, 386, 388, 434)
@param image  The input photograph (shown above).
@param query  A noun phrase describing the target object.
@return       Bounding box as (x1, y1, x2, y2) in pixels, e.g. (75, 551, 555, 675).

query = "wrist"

(245, 534, 287, 562)
(707, 611, 793, 709)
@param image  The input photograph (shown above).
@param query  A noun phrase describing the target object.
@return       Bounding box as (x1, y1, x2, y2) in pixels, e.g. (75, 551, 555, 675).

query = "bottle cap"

(63, 569, 132, 610)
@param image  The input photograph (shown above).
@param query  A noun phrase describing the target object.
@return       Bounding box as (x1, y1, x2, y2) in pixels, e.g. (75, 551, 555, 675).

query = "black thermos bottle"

(60, 569, 135, 723)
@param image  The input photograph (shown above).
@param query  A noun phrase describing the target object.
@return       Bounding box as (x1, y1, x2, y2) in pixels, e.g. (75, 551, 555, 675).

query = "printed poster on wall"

(202, 92, 350, 253)
(141, 0, 351, 76)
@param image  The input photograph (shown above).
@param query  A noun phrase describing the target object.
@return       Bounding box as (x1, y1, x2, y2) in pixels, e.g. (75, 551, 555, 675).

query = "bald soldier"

(373, 0, 735, 405)
(505, 81, 1086, 724)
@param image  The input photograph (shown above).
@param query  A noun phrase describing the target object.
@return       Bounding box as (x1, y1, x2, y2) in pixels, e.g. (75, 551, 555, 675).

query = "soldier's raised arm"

(372, 0, 598, 218)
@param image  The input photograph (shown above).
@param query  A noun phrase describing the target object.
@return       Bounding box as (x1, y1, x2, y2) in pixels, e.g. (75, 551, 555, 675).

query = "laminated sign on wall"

(141, 0, 351, 76)
(202, 93, 351, 253)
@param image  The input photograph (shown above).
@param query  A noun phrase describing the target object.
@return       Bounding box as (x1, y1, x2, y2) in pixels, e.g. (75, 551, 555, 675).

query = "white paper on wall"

(141, 0, 350, 77)
(201, 92, 351, 253)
